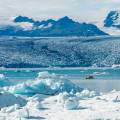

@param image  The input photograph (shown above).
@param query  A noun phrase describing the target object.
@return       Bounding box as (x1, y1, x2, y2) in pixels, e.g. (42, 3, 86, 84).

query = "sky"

(0, 0, 120, 24)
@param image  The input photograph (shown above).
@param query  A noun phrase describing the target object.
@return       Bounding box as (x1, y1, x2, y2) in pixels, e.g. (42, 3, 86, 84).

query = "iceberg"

(13, 71, 83, 96)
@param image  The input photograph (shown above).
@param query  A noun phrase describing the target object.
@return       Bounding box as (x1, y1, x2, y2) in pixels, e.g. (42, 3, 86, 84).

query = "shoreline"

(0, 67, 120, 70)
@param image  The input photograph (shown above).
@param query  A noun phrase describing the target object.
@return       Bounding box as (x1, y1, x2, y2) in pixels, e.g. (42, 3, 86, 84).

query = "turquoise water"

(0, 68, 120, 92)
(0, 68, 120, 83)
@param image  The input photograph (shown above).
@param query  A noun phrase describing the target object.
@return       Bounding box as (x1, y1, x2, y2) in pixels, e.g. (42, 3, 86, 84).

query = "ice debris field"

(0, 71, 119, 120)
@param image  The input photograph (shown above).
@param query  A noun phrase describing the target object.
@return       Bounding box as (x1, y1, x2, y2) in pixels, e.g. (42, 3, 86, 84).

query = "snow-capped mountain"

(95, 10, 120, 36)
(104, 10, 120, 28)
(0, 16, 108, 37)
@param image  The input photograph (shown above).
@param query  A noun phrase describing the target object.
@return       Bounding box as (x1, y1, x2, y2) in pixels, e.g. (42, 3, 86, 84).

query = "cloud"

(0, 0, 120, 23)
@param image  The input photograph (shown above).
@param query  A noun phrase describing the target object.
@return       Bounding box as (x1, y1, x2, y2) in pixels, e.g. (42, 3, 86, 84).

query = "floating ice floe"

(26, 69, 30, 72)
(0, 74, 10, 87)
(13, 71, 83, 96)
(0, 74, 5, 79)
(112, 64, 120, 68)
(92, 72, 108, 76)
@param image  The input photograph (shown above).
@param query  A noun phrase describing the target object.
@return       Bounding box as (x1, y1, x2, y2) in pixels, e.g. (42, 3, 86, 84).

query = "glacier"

(0, 36, 120, 67)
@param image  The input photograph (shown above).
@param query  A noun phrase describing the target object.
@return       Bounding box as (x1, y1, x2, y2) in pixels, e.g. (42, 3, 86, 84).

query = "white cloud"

(0, 0, 120, 23)
(17, 22, 33, 30)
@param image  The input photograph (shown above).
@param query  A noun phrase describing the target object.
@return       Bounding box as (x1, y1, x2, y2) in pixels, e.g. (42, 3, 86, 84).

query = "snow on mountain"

(96, 22, 120, 36)
(16, 22, 34, 30)
(94, 10, 120, 36)
(104, 10, 120, 28)
(14, 16, 55, 30)
(38, 22, 53, 29)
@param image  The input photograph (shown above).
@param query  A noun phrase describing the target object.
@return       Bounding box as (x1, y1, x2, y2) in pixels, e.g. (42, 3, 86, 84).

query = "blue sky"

(0, 0, 120, 23)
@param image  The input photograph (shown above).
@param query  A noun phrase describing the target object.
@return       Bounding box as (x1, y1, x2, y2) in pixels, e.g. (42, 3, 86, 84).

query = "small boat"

(15, 70, 21, 73)
(85, 75, 95, 80)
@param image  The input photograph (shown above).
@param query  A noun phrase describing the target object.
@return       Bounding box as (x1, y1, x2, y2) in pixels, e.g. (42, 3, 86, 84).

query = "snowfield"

(0, 90, 120, 120)
(0, 72, 120, 120)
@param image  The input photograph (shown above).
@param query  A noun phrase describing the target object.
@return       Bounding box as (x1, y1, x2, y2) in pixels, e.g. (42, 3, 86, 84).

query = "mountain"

(95, 10, 120, 36)
(104, 10, 120, 28)
(14, 16, 56, 29)
(0, 36, 120, 68)
(14, 16, 34, 23)
(0, 16, 108, 37)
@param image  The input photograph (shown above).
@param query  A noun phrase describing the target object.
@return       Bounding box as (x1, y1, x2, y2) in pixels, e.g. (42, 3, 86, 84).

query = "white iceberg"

(64, 97, 79, 110)
(76, 89, 99, 99)
(57, 92, 79, 110)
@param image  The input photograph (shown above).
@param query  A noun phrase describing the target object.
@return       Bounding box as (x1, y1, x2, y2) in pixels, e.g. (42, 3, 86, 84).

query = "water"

(0, 68, 120, 92)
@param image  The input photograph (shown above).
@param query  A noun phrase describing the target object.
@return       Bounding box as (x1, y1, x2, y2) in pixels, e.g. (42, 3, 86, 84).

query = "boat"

(85, 75, 95, 80)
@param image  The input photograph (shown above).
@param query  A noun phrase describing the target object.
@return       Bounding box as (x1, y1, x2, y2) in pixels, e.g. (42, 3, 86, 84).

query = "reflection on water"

(75, 80, 120, 93)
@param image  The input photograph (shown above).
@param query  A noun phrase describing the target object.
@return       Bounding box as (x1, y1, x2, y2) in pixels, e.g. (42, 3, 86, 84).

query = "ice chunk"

(0, 74, 10, 87)
(1, 104, 20, 113)
(18, 108, 30, 119)
(27, 99, 44, 109)
(64, 97, 79, 110)
(76, 89, 99, 99)
(0, 74, 5, 79)
(13, 71, 83, 96)
(0, 92, 26, 108)
(57, 92, 79, 110)
(57, 92, 69, 104)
